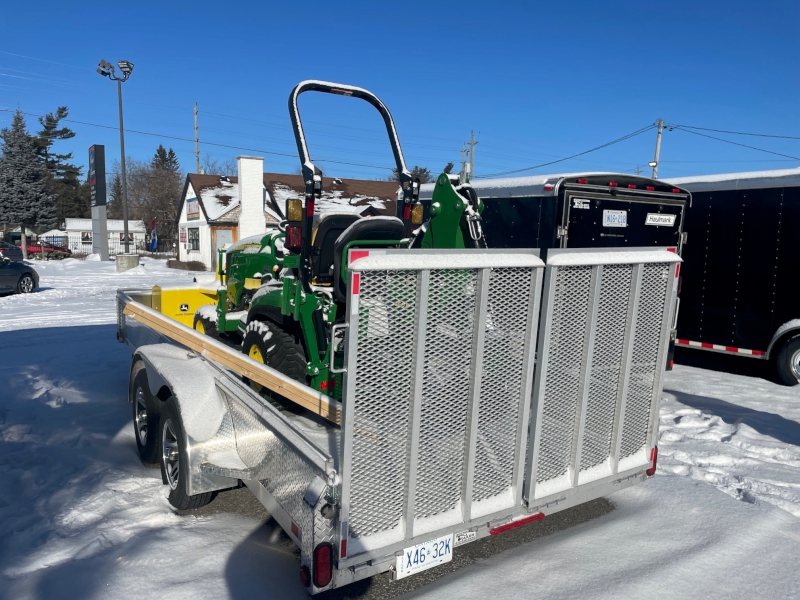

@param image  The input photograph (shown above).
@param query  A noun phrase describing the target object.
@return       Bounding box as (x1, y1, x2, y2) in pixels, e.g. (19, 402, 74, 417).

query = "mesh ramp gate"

(525, 249, 680, 504)
(339, 250, 544, 559)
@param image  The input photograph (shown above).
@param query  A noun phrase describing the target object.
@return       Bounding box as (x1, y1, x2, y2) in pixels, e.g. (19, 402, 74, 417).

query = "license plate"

(395, 533, 453, 579)
(603, 209, 627, 227)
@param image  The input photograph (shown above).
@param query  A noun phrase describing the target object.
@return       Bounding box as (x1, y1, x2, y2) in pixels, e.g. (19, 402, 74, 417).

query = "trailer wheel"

(776, 334, 800, 386)
(131, 369, 160, 464)
(159, 397, 214, 510)
(242, 320, 308, 392)
(193, 310, 218, 338)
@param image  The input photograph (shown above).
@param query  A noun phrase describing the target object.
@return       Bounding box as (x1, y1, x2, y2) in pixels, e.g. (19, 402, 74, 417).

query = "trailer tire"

(159, 397, 214, 510)
(193, 310, 218, 339)
(242, 320, 308, 391)
(776, 334, 800, 386)
(131, 369, 160, 465)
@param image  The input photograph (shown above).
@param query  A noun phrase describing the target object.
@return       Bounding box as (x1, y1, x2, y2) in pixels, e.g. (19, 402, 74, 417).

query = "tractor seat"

(333, 216, 406, 303)
(311, 213, 361, 286)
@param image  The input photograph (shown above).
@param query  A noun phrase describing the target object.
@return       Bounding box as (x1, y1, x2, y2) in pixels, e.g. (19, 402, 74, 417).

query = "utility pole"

(468, 129, 478, 181)
(651, 118, 663, 179)
(194, 102, 200, 173)
(636, 164, 641, 176)
(460, 143, 468, 184)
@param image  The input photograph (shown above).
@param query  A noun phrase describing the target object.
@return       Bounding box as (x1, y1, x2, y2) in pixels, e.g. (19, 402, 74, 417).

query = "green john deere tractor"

(193, 80, 486, 399)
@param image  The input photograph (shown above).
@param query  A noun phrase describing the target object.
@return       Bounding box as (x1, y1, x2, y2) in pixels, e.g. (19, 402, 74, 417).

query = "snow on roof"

(269, 183, 387, 215)
(663, 166, 800, 192)
(198, 182, 239, 221)
(420, 172, 604, 199)
(64, 218, 146, 232)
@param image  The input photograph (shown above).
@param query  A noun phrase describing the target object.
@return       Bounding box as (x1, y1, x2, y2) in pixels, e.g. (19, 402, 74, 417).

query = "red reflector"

(286, 225, 302, 250)
(306, 197, 315, 217)
(403, 203, 411, 220)
(351, 273, 360, 295)
(576, 178, 587, 184)
(349, 250, 369, 264)
(340, 539, 347, 558)
(669, 359, 674, 369)
(319, 380, 330, 390)
(543, 184, 554, 191)
(314, 543, 333, 588)
(627, 184, 636, 189)
(299, 565, 311, 587)
(671, 188, 681, 193)
(647, 446, 658, 476)
(667, 247, 676, 253)
(646, 186, 655, 191)
(675, 263, 680, 278)
(291, 521, 300, 538)
(489, 512, 544, 535)
(608, 182, 618, 187)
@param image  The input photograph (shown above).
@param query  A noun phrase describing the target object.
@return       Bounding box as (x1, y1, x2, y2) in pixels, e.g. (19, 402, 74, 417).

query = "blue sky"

(0, 0, 798, 181)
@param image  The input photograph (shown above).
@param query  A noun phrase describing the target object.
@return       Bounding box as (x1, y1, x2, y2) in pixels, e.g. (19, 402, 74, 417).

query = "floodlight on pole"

(648, 161, 657, 168)
(97, 58, 134, 253)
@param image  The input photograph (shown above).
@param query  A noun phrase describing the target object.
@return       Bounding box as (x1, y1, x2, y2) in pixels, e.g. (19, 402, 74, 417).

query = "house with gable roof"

(177, 156, 400, 270)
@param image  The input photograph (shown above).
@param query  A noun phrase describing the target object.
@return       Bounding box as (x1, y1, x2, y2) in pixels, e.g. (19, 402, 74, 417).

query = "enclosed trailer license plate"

(603, 209, 628, 227)
(395, 533, 453, 579)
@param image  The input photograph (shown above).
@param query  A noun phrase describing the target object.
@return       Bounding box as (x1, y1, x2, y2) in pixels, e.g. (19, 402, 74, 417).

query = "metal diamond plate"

(620, 262, 669, 459)
(349, 270, 417, 539)
(581, 265, 632, 471)
(414, 268, 477, 519)
(536, 266, 592, 483)
(473, 267, 530, 502)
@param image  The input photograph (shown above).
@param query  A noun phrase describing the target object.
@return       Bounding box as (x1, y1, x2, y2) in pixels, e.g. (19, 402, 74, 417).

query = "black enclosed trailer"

(664, 167, 800, 385)
(420, 172, 690, 369)
(420, 173, 689, 258)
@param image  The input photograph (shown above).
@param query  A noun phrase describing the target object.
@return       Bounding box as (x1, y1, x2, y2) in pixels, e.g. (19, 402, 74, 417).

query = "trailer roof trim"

(419, 171, 594, 199)
(664, 166, 800, 192)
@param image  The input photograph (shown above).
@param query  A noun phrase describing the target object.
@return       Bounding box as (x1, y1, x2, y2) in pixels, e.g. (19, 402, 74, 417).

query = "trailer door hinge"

(557, 225, 568, 239)
(681, 231, 688, 245)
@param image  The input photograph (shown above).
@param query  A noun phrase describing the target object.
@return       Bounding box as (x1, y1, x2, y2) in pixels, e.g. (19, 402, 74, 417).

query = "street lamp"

(97, 59, 134, 254)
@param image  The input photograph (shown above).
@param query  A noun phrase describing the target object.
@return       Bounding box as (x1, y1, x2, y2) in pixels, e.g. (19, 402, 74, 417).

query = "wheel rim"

(247, 344, 264, 392)
(195, 320, 206, 334)
(134, 387, 148, 446)
(162, 418, 180, 490)
(791, 349, 800, 380)
(19, 276, 33, 293)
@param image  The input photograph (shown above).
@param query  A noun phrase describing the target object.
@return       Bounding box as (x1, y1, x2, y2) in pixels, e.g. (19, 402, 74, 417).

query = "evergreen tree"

(0, 110, 56, 259)
(152, 144, 180, 174)
(108, 173, 124, 219)
(389, 165, 433, 184)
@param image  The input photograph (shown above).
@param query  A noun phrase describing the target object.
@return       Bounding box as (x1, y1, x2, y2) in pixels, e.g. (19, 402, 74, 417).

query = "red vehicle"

(17, 239, 72, 259)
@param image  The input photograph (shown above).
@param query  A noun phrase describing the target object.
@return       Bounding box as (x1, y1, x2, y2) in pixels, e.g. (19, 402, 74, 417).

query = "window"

(188, 228, 200, 251)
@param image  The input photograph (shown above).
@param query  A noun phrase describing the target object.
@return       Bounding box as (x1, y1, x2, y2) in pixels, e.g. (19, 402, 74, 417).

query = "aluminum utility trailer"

(116, 247, 680, 594)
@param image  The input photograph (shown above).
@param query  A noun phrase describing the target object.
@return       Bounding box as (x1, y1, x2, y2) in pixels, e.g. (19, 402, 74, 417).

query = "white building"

(177, 156, 399, 270)
(41, 218, 147, 254)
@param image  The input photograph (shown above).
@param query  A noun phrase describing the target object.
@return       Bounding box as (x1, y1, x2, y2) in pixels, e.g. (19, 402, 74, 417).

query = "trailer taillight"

(627, 184, 637, 189)
(286, 225, 302, 250)
(646, 186, 655, 191)
(314, 543, 333, 588)
(671, 188, 681, 193)
(299, 565, 311, 587)
(576, 178, 587, 184)
(646, 446, 658, 476)
(608, 182, 618, 187)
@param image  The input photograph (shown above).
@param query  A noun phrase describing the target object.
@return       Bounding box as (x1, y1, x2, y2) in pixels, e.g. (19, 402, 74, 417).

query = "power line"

(670, 126, 800, 161)
(668, 123, 800, 141)
(481, 124, 656, 178)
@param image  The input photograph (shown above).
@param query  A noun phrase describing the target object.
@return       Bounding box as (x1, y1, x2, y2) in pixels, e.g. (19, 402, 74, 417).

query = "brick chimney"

(237, 155, 266, 239)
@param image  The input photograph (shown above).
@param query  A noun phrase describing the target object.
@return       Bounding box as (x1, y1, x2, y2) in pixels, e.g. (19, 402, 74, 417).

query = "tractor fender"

(246, 303, 297, 329)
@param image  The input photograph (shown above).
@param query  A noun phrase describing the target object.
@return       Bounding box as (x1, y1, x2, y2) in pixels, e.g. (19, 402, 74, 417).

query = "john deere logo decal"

(180, 304, 189, 312)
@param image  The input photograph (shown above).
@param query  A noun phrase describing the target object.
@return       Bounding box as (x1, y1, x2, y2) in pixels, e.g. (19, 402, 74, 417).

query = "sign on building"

(186, 198, 200, 221)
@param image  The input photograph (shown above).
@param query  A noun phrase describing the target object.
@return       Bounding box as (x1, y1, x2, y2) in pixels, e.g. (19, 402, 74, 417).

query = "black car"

(0, 240, 23, 261)
(0, 257, 39, 294)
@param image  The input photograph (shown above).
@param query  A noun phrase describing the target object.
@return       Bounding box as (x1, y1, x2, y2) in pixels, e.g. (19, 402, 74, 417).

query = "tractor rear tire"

(241, 320, 309, 391)
(193, 309, 219, 339)
(776, 334, 800, 386)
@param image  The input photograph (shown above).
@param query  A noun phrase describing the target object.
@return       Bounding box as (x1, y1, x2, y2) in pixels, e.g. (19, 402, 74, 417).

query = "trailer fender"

(767, 319, 800, 359)
(133, 344, 227, 443)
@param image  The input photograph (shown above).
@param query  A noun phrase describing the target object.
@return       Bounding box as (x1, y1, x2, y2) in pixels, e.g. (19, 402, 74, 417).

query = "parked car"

(0, 257, 39, 294)
(18, 240, 72, 259)
(0, 241, 24, 261)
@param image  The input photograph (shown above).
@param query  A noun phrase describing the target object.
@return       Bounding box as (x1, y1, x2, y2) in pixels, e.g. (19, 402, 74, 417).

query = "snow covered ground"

(1, 258, 799, 599)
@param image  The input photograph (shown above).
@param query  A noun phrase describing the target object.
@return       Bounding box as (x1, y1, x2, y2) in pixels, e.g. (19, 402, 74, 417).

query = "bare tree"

(201, 154, 237, 177)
